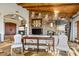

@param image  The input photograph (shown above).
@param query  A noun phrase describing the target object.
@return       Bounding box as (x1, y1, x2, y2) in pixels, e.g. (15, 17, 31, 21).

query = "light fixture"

(18, 16, 23, 20)
(45, 14, 48, 19)
(53, 10, 59, 20)
(31, 12, 35, 18)
(25, 24, 27, 27)
(16, 11, 19, 15)
(54, 10, 59, 14)
(38, 13, 41, 18)
(50, 23, 53, 27)
(61, 18, 66, 20)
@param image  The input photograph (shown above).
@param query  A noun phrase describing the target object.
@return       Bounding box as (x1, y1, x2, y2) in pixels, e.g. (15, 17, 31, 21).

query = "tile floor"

(0, 38, 79, 56)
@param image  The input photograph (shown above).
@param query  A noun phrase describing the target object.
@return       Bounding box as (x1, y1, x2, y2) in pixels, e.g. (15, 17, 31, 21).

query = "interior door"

(77, 21, 79, 40)
(5, 23, 16, 35)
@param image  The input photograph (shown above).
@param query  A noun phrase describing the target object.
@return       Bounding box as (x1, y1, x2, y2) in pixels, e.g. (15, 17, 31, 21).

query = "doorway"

(5, 23, 16, 35)
(77, 21, 79, 40)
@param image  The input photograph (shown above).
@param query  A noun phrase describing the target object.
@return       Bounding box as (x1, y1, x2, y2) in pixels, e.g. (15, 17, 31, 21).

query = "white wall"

(0, 3, 29, 42)
(0, 15, 4, 42)
(70, 13, 79, 41)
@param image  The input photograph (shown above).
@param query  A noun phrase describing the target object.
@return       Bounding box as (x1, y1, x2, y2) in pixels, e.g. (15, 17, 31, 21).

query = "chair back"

(56, 33, 70, 51)
(58, 34, 68, 45)
(14, 34, 22, 44)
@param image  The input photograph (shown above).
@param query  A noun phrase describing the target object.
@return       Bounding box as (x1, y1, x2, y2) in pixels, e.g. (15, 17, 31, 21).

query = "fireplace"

(32, 28, 42, 35)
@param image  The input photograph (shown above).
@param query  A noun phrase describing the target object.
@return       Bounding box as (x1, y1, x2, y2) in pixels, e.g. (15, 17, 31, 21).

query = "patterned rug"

(0, 44, 71, 56)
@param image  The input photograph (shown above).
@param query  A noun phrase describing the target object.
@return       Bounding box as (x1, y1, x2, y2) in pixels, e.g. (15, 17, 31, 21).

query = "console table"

(22, 36, 54, 53)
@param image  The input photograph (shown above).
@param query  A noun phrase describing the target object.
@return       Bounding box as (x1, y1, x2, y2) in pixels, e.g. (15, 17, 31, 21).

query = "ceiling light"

(54, 10, 59, 14)
(61, 18, 66, 20)
(53, 10, 59, 20)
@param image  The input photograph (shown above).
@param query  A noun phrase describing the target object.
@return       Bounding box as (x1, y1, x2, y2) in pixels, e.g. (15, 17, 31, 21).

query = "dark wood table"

(22, 36, 54, 53)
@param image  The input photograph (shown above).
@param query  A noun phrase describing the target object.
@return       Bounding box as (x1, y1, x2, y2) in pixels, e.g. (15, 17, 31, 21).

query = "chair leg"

(21, 47, 23, 54)
(54, 49, 57, 56)
(67, 51, 70, 56)
(54, 49, 59, 56)
(11, 48, 12, 56)
(56, 50, 59, 56)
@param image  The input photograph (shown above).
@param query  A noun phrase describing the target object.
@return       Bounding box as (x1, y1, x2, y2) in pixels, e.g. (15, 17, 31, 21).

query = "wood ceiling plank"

(18, 3, 79, 18)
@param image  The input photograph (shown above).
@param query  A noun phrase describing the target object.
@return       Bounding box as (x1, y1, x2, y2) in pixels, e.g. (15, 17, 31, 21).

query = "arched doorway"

(4, 14, 26, 35)
(5, 22, 16, 35)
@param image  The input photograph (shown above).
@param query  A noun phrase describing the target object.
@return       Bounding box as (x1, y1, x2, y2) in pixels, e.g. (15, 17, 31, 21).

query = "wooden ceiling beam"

(18, 3, 79, 18)
(18, 3, 79, 7)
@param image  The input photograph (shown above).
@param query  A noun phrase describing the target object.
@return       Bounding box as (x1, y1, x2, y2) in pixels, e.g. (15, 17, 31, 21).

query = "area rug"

(0, 46, 11, 56)
(0, 40, 78, 56)
(24, 52, 52, 56)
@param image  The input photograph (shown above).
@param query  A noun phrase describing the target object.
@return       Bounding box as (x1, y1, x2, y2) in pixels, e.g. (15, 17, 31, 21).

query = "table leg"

(53, 38, 54, 51)
(37, 39, 39, 53)
(22, 39, 25, 52)
(23, 43, 25, 52)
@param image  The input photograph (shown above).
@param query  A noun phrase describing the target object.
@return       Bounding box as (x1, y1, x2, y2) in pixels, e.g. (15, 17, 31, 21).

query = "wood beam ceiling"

(18, 3, 79, 18)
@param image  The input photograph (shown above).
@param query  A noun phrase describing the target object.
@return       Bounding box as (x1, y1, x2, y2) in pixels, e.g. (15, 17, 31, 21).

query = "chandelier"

(47, 10, 68, 27)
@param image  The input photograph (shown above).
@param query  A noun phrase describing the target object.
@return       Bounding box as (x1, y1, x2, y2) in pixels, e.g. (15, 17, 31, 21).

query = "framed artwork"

(32, 19, 42, 27)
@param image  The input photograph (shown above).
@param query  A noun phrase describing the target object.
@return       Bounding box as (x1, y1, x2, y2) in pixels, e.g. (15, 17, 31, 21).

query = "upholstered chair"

(11, 34, 22, 55)
(55, 32, 70, 56)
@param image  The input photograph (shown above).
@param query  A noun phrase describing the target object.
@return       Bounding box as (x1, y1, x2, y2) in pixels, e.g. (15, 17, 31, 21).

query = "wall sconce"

(31, 12, 35, 18)
(25, 24, 27, 27)
(53, 10, 59, 20)
(44, 14, 49, 19)
(18, 16, 23, 20)
(16, 11, 19, 15)
(50, 23, 53, 27)
(38, 13, 41, 18)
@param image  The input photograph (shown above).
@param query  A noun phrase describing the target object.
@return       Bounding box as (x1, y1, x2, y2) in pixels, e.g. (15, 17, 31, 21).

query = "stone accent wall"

(29, 17, 55, 35)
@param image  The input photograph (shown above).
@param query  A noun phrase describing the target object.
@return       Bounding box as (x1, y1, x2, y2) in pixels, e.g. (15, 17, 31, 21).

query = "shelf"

(24, 43, 49, 46)
(22, 36, 54, 53)
(24, 48, 47, 52)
